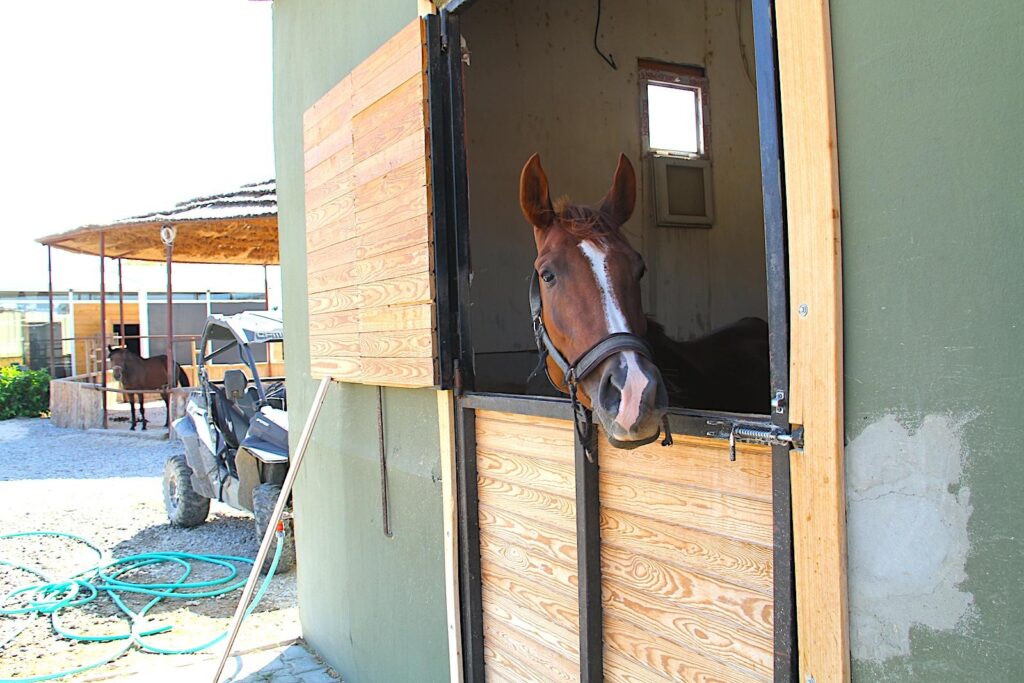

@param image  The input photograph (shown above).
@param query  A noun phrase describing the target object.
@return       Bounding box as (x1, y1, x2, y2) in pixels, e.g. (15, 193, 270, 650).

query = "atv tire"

(253, 483, 296, 575)
(163, 454, 210, 528)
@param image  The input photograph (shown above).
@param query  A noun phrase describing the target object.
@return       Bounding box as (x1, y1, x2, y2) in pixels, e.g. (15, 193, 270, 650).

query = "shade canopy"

(37, 180, 278, 265)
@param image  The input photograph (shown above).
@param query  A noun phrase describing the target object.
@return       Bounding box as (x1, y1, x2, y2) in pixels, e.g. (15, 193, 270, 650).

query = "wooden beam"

(775, 1, 850, 681)
(437, 391, 464, 683)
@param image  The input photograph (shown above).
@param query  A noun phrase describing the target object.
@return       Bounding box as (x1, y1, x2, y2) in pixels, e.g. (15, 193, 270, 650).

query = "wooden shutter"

(303, 19, 437, 387)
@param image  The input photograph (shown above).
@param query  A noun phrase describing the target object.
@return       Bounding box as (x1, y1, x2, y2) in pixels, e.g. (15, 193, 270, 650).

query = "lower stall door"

(471, 407, 774, 683)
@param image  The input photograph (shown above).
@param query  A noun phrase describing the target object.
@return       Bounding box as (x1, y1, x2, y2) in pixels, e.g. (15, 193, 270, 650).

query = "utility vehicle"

(163, 310, 294, 573)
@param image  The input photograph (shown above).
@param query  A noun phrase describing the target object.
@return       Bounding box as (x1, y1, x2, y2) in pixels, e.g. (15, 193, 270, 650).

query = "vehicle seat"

(212, 387, 250, 449)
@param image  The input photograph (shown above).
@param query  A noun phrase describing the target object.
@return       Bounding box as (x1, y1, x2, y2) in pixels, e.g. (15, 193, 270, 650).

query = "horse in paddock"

(519, 153, 769, 448)
(107, 347, 190, 430)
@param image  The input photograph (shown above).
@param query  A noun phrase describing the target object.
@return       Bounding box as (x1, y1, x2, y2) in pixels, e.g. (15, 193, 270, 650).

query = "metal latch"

(707, 420, 805, 461)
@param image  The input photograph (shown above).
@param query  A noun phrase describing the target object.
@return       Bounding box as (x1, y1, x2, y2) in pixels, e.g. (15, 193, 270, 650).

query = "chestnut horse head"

(520, 153, 668, 447)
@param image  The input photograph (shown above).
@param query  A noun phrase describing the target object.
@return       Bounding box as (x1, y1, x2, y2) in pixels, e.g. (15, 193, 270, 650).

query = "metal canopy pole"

(117, 258, 125, 348)
(47, 246, 56, 378)
(161, 226, 176, 393)
(99, 232, 108, 429)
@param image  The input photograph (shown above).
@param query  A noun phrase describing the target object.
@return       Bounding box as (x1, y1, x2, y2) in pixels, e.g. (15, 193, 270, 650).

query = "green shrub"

(0, 367, 51, 420)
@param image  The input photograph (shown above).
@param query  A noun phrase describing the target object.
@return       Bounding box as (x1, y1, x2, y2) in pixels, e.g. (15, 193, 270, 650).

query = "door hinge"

(707, 419, 804, 461)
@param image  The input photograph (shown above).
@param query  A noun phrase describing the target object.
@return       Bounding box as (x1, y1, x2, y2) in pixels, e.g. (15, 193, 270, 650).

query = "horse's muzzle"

(585, 352, 667, 447)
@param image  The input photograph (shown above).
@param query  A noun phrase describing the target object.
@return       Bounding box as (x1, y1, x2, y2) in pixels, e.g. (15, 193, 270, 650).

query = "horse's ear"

(599, 153, 636, 227)
(520, 153, 555, 229)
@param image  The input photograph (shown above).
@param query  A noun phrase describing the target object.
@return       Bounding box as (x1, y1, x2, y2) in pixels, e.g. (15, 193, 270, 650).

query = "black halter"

(528, 270, 672, 454)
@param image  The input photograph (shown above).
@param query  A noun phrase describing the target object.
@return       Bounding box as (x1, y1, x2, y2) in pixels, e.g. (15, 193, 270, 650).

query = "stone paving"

(109, 639, 341, 683)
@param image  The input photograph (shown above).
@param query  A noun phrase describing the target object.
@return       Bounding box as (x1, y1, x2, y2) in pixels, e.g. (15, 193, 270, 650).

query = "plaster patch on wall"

(846, 414, 974, 662)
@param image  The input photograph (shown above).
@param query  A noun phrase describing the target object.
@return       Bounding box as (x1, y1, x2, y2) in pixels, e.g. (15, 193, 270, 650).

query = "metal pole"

(117, 258, 125, 348)
(162, 227, 175, 391)
(211, 376, 333, 683)
(263, 264, 270, 311)
(47, 246, 56, 377)
(99, 232, 107, 429)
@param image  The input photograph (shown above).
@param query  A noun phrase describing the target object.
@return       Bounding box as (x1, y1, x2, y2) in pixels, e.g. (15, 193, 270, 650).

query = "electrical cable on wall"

(594, 0, 617, 70)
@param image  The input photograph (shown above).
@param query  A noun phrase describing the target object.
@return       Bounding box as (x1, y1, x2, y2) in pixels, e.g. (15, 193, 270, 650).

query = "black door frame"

(426, 1, 797, 679)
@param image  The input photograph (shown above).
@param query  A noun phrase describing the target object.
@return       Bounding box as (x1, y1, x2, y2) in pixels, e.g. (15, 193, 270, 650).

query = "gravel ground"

(0, 417, 299, 681)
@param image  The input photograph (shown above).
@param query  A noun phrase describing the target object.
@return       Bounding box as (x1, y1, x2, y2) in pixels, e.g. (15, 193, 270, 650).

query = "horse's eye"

(541, 270, 555, 284)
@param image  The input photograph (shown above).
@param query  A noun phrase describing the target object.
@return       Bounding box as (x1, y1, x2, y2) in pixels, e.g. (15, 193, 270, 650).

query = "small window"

(641, 61, 713, 227)
(647, 83, 702, 155)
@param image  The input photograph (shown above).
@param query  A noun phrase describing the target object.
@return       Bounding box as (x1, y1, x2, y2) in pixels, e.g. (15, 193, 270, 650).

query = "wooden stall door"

(302, 18, 439, 387)
(467, 403, 775, 683)
(599, 434, 774, 683)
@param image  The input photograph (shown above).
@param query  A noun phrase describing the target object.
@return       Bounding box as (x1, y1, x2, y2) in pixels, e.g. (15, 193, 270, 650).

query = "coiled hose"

(0, 530, 283, 683)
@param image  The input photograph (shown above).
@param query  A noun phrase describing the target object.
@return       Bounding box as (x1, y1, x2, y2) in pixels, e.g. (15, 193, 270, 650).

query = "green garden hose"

(0, 530, 284, 683)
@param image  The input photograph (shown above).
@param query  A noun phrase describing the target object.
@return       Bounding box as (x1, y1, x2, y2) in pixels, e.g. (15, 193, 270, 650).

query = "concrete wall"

(272, 2, 450, 682)
(461, 0, 767, 362)
(832, 0, 1024, 679)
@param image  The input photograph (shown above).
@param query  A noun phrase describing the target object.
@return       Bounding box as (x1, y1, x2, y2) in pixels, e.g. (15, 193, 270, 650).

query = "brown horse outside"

(107, 347, 190, 430)
(519, 153, 769, 447)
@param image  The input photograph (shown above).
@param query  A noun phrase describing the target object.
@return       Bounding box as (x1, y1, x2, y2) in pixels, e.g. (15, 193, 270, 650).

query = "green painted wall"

(272, 2, 450, 682)
(832, 0, 1024, 680)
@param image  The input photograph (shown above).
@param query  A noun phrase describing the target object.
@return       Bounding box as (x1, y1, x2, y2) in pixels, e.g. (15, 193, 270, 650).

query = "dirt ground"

(0, 417, 299, 681)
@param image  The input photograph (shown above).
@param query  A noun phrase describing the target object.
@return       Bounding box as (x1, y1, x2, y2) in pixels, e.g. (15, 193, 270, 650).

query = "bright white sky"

(0, 0, 275, 295)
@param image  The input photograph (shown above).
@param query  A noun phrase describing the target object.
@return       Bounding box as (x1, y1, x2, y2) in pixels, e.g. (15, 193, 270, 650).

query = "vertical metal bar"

(575, 431, 604, 683)
(425, 13, 454, 389)
(117, 258, 125, 348)
(443, 10, 476, 393)
(263, 264, 270, 311)
(752, 0, 797, 679)
(68, 290, 76, 375)
(377, 386, 393, 537)
(165, 239, 174, 390)
(47, 246, 56, 377)
(455, 404, 484, 682)
(99, 233, 108, 429)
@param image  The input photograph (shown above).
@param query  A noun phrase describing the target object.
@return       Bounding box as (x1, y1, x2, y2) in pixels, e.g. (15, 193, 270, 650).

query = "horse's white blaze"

(579, 240, 649, 433)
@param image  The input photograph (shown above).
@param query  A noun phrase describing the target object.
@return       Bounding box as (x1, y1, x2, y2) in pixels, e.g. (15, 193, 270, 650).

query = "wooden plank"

(302, 74, 353, 136)
(357, 214, 430, 261)
(479, 505, 578, 574)
(601, 544, 773, 636)
(304, 143, 356, 195)
(436, 391, 463, 683)
(480, 560, 579, 644)
(480, 525, 578, 602)
(309, 356, 360, 380)
(600, 506, 773, 595)
(358, 301, 433, 333)
(308, 310, 359, 337)
(483, 589, 580, 664)
(602, 577, 774, 680)
(307, 286, 361, 316)
(304, 118, 353, 171)
(353, 128, 429, 187)
(477, 475, 576, 535)
(474, 411, 575, 465)
(776, 1, 850, 680)
(306, 238, 358, 276)
(476, 449, 576, 503)
(307, 242, 429, 294)
(358, 272, 433, 309)
(359, 329, 434, 358)
(603, 620, 763, 683)
(483, 640, 558, 683)
(351, 23, 424, 113)
(600, 470, 774, 547)
(599, 435, 772, 502)
(354, 160, 429, 220)
(482, 606, 577, 683)
(353, 76, 426, 164)
(354, 183, 429, 237)
(309, 334, 359, 358)
(305, 191, 356, 250)
(305, 166, 358, 214)
(358, 356, 434, 386)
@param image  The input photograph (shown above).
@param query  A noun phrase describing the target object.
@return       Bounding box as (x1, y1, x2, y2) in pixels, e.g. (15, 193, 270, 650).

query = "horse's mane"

(552, 196, 616, 242)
